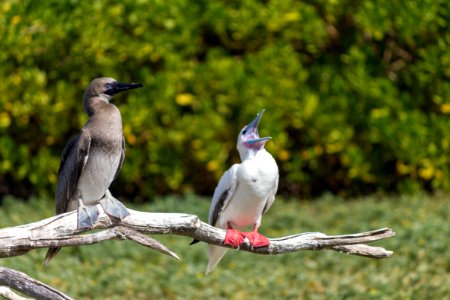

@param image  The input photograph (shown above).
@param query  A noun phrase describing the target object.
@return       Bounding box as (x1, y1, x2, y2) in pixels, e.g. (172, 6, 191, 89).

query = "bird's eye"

(242, 129, 247, 135)
(105, 83, 112, 89)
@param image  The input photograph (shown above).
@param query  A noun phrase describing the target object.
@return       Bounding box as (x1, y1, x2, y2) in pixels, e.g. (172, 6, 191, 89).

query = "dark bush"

(1, 0, 449, 200)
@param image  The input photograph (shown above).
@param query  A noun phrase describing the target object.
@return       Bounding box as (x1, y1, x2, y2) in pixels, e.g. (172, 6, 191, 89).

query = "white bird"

(201, 109, 279, 274)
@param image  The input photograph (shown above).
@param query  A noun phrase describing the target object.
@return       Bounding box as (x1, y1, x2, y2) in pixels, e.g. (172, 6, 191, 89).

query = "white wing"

(263, 174, 279, 214)
(208, 164, 240, 226)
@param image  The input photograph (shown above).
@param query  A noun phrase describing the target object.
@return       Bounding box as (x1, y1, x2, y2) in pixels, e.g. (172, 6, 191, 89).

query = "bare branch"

(0, 266, 72, 300)
(0, 205, 395, 259)
(0, 205, 395, 299)
(0, 286, 32, 300)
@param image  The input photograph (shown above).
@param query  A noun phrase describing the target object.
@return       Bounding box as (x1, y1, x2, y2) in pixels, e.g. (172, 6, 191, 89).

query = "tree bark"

(0, 205, 395, 258)
(0, 205, 395, 299)
(0, 267, 72, 300)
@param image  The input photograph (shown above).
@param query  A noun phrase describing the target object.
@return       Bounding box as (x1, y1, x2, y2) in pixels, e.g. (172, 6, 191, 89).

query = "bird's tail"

(206, 245, 229, 275)
(44, 247, 61, 266)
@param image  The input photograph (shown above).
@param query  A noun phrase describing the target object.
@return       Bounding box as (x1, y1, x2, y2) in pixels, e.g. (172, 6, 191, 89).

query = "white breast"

(218, 150, 278, 229)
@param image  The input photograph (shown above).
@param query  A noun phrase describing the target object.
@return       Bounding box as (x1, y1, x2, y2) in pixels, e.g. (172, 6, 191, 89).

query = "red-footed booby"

(194, 110, 279, 274)
(44, 77, 143, 265)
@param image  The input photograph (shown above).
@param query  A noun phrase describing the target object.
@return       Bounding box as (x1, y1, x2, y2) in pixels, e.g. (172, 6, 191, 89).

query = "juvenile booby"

(198, 110, 279, 274)
(44, 77, 143, 265)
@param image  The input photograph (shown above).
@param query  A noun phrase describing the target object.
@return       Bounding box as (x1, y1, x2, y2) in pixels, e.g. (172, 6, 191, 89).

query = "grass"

(0, 193, 449, 299)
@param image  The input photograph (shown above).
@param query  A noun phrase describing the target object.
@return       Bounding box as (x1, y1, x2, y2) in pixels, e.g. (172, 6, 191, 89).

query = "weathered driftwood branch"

(0, 204, 395, 259)
(0, 266, 72, 300)
(0, 205, 395, 299)
(0, 285, 32, 300)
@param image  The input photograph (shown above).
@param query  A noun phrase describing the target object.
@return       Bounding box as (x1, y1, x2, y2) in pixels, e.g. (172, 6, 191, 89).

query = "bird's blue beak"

(243, 109, 272, 146)
(105, 82, 144, 96)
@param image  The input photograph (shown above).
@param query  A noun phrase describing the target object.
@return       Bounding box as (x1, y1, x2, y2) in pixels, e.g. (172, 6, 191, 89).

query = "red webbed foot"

(245, 226, 270, 248)
(224, 224, 246, 247)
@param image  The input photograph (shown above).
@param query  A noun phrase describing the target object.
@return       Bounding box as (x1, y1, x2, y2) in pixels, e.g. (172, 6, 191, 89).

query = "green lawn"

(1, 194, 449, 299)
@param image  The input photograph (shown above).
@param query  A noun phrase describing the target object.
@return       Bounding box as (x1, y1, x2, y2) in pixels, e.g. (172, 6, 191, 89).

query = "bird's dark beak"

(105, 82, 144, 96)
(244, 109, 272, 145)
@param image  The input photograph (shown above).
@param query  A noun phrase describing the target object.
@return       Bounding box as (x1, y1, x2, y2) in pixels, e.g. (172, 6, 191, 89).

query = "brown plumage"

(44, 78, 142, 265)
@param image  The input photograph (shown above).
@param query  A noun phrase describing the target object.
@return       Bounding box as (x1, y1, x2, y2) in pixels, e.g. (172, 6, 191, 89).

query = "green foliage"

(1, 194, 449, 299)
(0, 0, 450, 198)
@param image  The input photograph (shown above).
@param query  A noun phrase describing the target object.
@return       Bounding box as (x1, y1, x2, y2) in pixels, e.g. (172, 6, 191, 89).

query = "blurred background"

(1, 0, 450, 200)
(0, 0, 449, 299)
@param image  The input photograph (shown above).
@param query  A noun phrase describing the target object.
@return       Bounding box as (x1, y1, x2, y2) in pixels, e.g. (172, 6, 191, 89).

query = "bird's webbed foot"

(223, 223, 246, 248)
(77, 199, 100, 229)
(99, 190, 130, 220)
(245, 225, 270, 248)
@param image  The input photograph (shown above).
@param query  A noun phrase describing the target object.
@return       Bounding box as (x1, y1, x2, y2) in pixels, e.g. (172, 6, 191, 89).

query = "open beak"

(244, 109, 272, 145)
(105, 82, 144, 96)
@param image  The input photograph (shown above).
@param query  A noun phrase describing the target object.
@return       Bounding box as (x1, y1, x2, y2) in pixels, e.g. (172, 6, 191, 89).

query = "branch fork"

(0, 205, 395, 299)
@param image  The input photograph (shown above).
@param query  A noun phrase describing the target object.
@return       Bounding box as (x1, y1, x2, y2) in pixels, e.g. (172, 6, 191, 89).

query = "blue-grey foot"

(78, 205, 100, 229)
(99, 191, 129, 220)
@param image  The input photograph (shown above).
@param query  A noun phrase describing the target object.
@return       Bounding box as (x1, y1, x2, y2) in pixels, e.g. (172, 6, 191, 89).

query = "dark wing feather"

(46, 130, 91, 265)
(57, 135, 78, 176)
(191, 189, 229, 245)
(55, 130, 91, 214)
(112, 136, 125, 181)
(210, 189, 230, 227)
(207, 164, 239, 225)
(190, 164, 239, 245)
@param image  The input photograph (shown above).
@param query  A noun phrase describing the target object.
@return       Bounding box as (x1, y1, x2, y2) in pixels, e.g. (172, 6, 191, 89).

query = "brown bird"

(44, 78, 143, 265)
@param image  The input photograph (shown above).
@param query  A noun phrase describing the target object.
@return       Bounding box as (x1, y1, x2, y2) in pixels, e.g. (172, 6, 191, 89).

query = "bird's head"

(84, 77, 143, 115)
(237, 109, 272, 159)
(87, 77, 144, 99)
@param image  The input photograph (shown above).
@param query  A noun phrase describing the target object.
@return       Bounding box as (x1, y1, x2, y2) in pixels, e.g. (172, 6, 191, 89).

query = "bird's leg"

(223, 222, 246, 248)
(77, 197, 100, 229)
(245, 225, 270, 248)
(99, 189, 130, 220)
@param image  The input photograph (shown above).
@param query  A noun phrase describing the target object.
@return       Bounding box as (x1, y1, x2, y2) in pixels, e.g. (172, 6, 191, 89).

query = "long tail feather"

(206, 245, 228, 275)
(44, 247, 61, 266)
